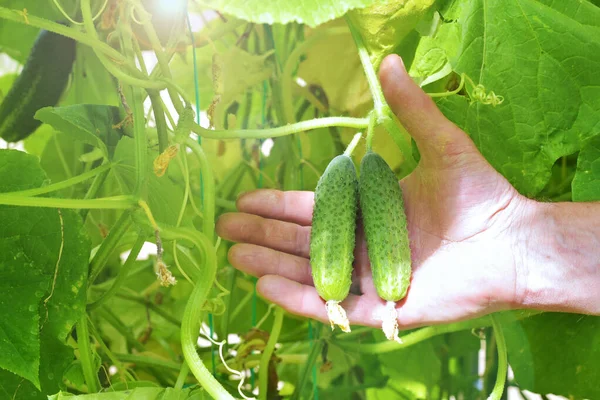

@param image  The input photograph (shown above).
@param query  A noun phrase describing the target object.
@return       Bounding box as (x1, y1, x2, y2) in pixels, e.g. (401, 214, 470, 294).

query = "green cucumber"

(0, 30, 76, 142)
(310, 154, 359, 332)
(359, 151, 412, 342)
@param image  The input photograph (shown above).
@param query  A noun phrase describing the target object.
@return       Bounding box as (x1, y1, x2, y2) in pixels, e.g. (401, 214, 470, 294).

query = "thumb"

(379, 55, 474, 159)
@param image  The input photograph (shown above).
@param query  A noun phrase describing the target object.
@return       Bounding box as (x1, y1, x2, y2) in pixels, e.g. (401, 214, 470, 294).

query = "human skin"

(216, 54, 600, 329)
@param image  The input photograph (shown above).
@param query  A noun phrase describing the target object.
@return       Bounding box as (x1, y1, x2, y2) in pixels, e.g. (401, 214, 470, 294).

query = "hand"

(216, 54, 533, 329)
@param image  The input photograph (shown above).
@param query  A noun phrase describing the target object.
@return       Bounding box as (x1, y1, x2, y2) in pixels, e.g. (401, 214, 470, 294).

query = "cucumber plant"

(0, 1, 594, 399)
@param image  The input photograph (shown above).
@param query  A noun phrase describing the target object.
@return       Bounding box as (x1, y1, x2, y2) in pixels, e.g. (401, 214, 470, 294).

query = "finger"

(237, 189, 314, 226)
(257, 275, 383, 328)
(228, 243, 313, 285)
(379, 55, 476, 157)
(216, 212, 311, 258)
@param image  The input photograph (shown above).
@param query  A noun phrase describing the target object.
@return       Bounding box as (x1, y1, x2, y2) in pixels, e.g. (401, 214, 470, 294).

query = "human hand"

(216, 54, 532, 329)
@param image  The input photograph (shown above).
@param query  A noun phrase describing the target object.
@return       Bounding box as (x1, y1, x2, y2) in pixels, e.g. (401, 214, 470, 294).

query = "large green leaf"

(0, 238, 45, 388)
(572, 136, 600, 201)
(0, 150, 90, 397)
(199, 0, 378, 27)
(347, 0, 436, 69)
(504, 313, 600, 399)
(436, 0, 600, 196)
(35, 105, 125, 160)
(296, 21, 372, 116)
(64, 45, 120, 106)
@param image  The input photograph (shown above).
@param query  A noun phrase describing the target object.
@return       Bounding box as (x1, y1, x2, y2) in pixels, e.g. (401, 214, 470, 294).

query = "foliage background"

(0, 0, 598, 399)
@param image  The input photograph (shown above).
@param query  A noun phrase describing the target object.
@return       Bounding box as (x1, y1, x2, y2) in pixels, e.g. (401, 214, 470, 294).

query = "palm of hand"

(216, 55, 528, 329)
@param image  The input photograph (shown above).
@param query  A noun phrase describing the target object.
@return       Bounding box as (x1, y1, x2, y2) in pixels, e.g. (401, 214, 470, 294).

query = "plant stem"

(366, 112, 376, 152)
(344, 132, 363, 157)
(345, 17, 387, 119)
(87, 318, 135, 383)
(4, 163, 112, 197)
(192, 116, 369, 140)
(77, 314, 101, 393)
(81, 161, 112, 220)
(80, 0, 165, 90)
(488, 314, 507, 400)
(335, 311, 542, 354)
(290, 339, 323, 400)
(259, 307, 284, 400)
(98, 306, 145, 352)
(115, 353, 182, 371)
(135, 3, 185, 113)
(382, 117, 417, 171)
(185, 138, 215, 243)
(0, 195, 136, 209)
(174, 363, 190, 391)
(148, 90, 170, 153)
(0, 5, 128, 65)
(114, 292, 182, 327)
(87, 234, 145, 310)
(160, 227, 234, 399)
(215, 197, 236, 211)
(88, 210, 133, 285)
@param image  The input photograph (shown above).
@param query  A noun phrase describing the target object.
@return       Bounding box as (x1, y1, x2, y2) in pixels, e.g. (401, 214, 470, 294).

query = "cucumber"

(359, 151, 412, 342)
(310, 154, 358, 332)
(0, 30, 76, 142)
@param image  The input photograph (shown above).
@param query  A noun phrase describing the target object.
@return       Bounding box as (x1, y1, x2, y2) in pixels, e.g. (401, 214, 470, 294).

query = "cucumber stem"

(325, 300, 351, 333)
(343, 132, 363, 157)
(365, 112, 376, 152)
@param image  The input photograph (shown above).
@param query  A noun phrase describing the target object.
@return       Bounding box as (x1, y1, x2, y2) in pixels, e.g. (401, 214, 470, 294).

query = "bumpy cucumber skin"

(310, 154, 358, 302)
(0, 30, 76, 142)
(360, 151, 411, 302)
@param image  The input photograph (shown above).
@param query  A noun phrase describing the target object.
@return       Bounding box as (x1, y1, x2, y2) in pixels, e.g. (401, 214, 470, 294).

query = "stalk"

(259, 307, 284, 400)
(192, 116, 369, 140)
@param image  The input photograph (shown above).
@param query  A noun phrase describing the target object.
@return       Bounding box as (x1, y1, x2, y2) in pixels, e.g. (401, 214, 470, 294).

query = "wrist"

(515, 199, 600, 314)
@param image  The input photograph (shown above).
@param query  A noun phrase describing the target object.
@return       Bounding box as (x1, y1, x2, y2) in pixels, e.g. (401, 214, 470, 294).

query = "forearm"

(518, 200, 600, 315)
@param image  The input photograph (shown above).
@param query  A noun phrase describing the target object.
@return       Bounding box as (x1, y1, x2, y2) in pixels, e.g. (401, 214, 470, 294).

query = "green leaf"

(199, 0, 378, 27)
(504, 313, 600, 399)
(297, 21, 371, 116)
(0, 238, 45, 388)
(35, 105, 125, 160)
(347, 0, 436, 69)
(169, 48, 215, 110)
(209, 48, 273, 129)
(63, 45, 120, 106)
(572, 136, 600, 201)
(436, 0, 600, 196)
(111, 136, 185, 226)
(0, 149, 90, 397)
(49, 387, 205, 399)
(368, 340, 441, 399)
